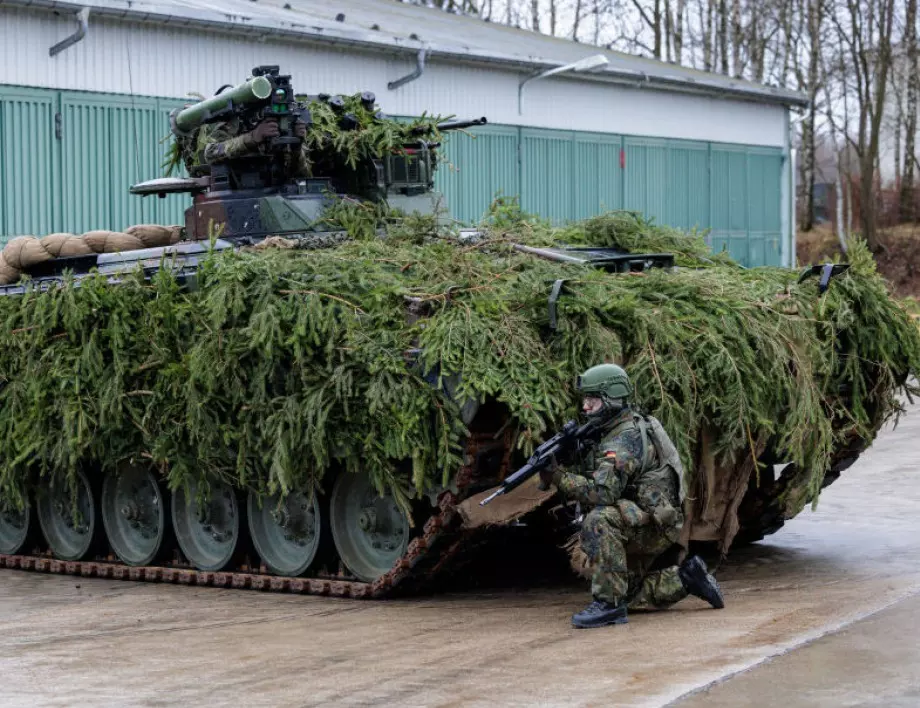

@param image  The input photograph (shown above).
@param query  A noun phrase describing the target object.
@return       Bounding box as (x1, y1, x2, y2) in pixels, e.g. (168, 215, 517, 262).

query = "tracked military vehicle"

(0, 66, 915, 598)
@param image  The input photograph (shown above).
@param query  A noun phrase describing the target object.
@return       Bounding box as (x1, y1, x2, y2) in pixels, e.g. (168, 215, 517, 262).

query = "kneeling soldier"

(543, 364, 725, 629)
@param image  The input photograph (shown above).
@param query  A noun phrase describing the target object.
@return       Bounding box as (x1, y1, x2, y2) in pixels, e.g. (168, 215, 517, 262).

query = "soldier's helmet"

(576, 363, 632, 417)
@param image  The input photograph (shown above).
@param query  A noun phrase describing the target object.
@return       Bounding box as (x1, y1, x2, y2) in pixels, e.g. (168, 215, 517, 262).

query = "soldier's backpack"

(635, 413, 687, 503)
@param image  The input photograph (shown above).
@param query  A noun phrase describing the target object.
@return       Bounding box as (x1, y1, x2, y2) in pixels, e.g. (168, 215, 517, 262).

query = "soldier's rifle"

(479, 417, 604, 506)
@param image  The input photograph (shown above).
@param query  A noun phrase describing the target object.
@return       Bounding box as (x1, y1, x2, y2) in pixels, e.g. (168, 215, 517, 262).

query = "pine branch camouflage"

(0, 208, 916, 544)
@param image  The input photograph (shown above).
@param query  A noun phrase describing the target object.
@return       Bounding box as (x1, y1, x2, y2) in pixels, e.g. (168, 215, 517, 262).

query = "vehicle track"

(0, 431, 512, 599)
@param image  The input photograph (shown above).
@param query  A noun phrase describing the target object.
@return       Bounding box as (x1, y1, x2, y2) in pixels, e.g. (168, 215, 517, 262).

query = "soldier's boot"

(571, 599, 628, 629)
(678, 555, 725, 609)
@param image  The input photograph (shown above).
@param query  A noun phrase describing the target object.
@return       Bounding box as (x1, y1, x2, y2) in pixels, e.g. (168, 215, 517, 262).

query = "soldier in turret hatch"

(541, 364, 725, 629)
(199, 114, 312, 177)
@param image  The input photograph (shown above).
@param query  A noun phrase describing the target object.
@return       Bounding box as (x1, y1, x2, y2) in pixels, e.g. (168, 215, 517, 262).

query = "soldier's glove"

(651, 504, 679, 528)
(293, 119, 308, 140)
(250, 119, 281, 144)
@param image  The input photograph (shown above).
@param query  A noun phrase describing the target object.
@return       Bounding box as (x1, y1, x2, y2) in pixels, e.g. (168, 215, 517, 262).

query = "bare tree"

(894, 90, 903, 190)
(719, 0, 730, 73)
(829, 0, 896, 250)
(801, 0, 827, 232)
(731, 0, 744, 76)
(674, 0, 687, 61)
(665, 0, 674, 60)
(628, 0, 666, 58)
(820, 33, 851, 251)
(572, 0, 585, 39)
(777, 0, 794, 80)
(901, 0, 918, 220)
(700, 0, 715, 70)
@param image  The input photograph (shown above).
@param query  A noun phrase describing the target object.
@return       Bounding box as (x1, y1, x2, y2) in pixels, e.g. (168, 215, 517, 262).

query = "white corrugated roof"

(4, 0, 807, 106)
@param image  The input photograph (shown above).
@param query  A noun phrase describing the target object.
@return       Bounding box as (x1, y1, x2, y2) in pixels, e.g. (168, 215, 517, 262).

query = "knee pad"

(580, 512, 607, 559)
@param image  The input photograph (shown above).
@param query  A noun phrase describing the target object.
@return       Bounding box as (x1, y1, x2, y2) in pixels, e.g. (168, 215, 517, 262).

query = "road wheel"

(0, 496, 33, 555)
(172, 481, 239, 571)
(37, 469, 99, 561)
(248, 489, 322, 576)
(101, 464, 169, 566)
(329, 474, 409, 582)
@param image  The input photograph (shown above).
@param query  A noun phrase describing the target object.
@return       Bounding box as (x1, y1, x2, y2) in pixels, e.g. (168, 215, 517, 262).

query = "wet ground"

(2, 402, 920, 707)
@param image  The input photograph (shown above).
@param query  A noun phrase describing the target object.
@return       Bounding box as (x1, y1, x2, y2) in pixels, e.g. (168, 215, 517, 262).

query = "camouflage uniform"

(554, 408, 687, 610)
(197, 117, 311, 177)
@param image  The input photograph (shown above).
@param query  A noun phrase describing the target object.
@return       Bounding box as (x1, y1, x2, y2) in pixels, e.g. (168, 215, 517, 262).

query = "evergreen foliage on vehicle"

(0, 209, 916, 521)
(300, 94, 445, 170)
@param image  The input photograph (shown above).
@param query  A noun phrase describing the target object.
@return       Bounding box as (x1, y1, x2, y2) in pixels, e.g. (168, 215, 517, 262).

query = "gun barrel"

(512, 244, 587, 264)
(172, 76, 273, 135)
(479, 488, 505, 506)
(412, 117, 488, 136)
(437, 117, 488, 131)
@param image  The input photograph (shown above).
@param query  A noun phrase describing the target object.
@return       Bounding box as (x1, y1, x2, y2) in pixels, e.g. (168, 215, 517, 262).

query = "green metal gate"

(0, 87, 57, 237)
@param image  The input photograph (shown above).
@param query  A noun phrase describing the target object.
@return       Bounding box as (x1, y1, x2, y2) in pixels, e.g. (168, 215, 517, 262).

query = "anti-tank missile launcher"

(170, 75, 273, 135)
(171, 66, 307, 153)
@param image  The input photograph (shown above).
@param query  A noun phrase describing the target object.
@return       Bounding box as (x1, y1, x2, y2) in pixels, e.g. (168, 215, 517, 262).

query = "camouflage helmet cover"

(576, 363, 633, 401)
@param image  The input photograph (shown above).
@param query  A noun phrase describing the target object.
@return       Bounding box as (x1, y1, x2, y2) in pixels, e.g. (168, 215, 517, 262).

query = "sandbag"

(251, 236, 297, 251)
(82, 230, 143, 253)
(0, 224, 186, 285)
(0, 253, 20, 284)
(126, 224, 182, 247)
(41, 233, 89, 258)
(3, 237, 52, 270)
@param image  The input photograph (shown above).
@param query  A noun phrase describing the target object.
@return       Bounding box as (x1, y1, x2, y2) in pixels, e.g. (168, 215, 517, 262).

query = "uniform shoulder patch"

(604, 450, 617, 459)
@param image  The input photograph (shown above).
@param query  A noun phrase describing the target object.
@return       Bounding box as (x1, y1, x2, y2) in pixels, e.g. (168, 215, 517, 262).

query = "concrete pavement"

(675, 592, 920, 707)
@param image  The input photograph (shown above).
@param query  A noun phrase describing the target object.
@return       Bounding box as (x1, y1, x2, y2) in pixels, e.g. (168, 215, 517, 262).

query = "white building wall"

(0, 7, 787, 148)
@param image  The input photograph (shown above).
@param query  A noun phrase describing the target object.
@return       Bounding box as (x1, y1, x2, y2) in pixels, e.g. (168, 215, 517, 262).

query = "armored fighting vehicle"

(0, 67, 915, 598)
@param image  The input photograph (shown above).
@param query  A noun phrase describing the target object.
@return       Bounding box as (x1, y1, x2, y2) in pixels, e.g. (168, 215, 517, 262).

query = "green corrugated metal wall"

(1, 87, 57, 236)
(436, 123, 519, 220)
(0, 84, 785, 267)
(441, 129, 784, 267)
(0, 85, 187, 241)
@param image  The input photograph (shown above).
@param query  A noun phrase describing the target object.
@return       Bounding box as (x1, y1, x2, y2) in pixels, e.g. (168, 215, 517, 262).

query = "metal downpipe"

(49, 6, 90, 57)
(388, 46, 428, 90)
